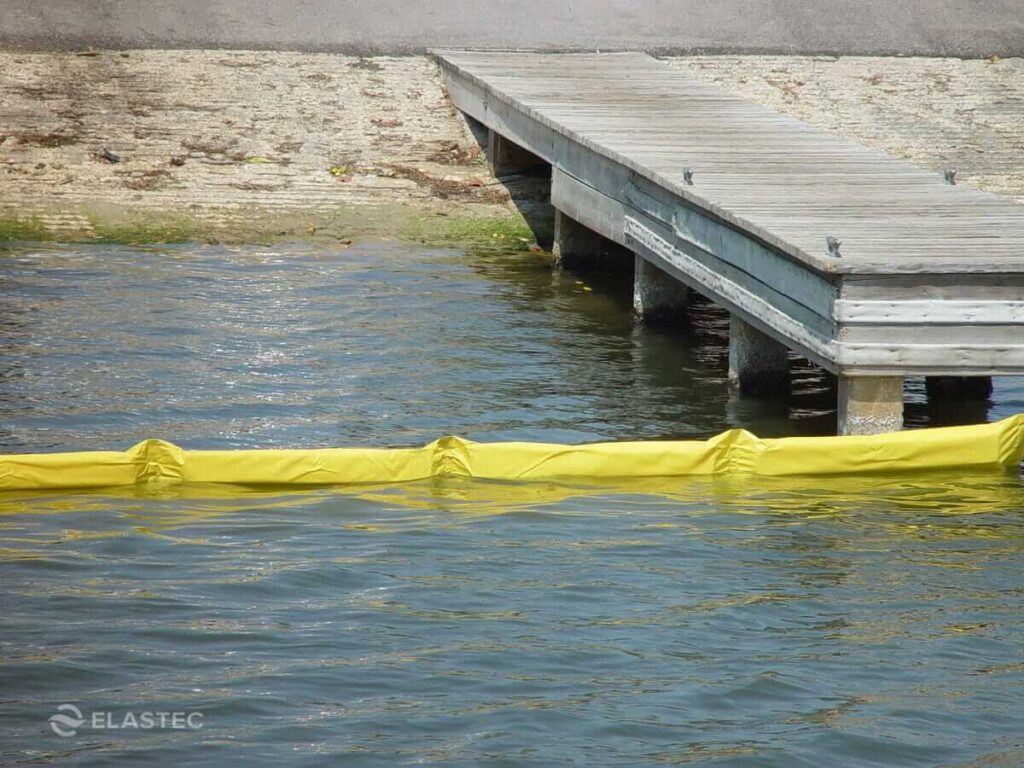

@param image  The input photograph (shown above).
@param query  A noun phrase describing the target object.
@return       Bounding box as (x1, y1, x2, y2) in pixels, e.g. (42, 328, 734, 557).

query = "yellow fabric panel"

(463, 428, 750, 479)
(0, 415, 1020, 492)
(751, 417, 1024, 477)
(182, 445, 437, 486)
(0, 449, 138, 490)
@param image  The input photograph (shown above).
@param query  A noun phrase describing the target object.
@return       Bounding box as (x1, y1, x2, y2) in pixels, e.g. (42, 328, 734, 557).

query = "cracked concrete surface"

(0, 50, 512, 242)
(1, 51, 1022, 244)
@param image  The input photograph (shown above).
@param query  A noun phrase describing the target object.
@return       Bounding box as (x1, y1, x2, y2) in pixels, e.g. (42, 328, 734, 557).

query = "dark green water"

(0, 243, 1022, 766)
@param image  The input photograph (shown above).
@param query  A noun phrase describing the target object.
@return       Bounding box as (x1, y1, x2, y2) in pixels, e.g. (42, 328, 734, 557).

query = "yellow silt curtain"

(0, 415, 1021, 492)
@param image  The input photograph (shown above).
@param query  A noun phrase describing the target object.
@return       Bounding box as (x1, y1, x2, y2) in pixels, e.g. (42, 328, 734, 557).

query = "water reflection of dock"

(436, 51, 1024, 435)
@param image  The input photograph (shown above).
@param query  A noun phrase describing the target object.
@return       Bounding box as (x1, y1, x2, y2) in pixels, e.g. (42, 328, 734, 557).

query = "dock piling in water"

(486, 128, 542, 179)
(837, 376, 905, 436)
(435, 50, 1024, 435)
(632, 254, 690, 323)
(728, 316, 791, 397)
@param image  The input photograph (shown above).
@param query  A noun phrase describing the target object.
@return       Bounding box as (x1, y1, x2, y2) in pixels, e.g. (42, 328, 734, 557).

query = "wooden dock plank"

(438, 51, 1024, 273)
(435, 50, 1024, 383)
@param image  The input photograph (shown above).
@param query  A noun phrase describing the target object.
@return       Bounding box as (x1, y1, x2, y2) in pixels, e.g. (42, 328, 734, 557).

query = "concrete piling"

(727, 316, 790, 397)
(632, 254, 689, 323)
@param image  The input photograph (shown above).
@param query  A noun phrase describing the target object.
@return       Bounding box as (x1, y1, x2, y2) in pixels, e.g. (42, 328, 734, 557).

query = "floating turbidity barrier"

(0, 417, 1021, 492)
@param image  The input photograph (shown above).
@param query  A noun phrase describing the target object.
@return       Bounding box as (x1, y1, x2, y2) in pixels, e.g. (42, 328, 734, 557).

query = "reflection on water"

(1, 476, 1022, 766)
(0, 242, 1021, 766)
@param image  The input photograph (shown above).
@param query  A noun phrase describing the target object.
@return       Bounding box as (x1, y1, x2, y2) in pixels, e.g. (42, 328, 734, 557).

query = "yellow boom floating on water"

(1, 416, 1022, 492)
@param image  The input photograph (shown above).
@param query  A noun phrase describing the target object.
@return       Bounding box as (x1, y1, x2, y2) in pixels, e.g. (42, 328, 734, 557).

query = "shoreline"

(2, 50, 1021, 247)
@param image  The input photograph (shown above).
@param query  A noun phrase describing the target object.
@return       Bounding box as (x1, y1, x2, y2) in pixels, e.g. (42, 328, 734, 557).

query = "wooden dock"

(434, 51, 1024, 434)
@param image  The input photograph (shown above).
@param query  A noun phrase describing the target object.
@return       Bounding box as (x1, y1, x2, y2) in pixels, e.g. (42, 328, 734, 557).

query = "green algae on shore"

(0, 216, 53, 242)
(0, 207, 542, 250)
(90, 213, 196, 244)
(398, 212, 540, 251)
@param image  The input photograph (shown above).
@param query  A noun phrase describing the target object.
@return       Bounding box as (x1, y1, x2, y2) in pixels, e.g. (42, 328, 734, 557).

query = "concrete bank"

(1, 51, 1022, 246)
(4, 1, 1023, 57)
(0, 50, 540, 247)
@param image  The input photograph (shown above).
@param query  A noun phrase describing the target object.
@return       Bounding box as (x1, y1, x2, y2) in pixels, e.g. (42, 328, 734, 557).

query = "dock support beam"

(633, 254, 689, 323)
(728, 316, 790, 396)
(837, 376, 904, 435)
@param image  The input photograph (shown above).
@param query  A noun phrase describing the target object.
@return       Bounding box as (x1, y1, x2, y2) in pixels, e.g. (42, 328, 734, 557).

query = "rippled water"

(0, 242, 1022, 766)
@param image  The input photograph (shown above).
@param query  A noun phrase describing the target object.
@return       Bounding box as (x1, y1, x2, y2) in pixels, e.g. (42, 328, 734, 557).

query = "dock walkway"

(435, 51, 1024, 434)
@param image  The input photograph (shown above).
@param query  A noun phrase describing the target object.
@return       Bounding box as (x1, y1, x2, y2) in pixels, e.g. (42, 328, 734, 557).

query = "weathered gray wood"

(434, 49, 1024, 399)
(436, 51, 1024, 275)
(553, 169, 838, 341)
(834, 300, 1024, 324)
(839, 324, 1024, 346)
(629, 172, 840, 319)
(625, 214, 838, 371)
(836, 343, 1024, 374)
(841, 275, 1024, 301)
(551, 168, 626, 244)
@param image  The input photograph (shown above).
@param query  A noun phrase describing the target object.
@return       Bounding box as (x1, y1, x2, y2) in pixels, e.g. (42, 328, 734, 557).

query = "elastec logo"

(49, 704, 85, 737)
(48, 704, 203, 737)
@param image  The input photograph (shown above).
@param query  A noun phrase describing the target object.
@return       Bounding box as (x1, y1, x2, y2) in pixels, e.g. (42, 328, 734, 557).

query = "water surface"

(0, 242, 1021, 766)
